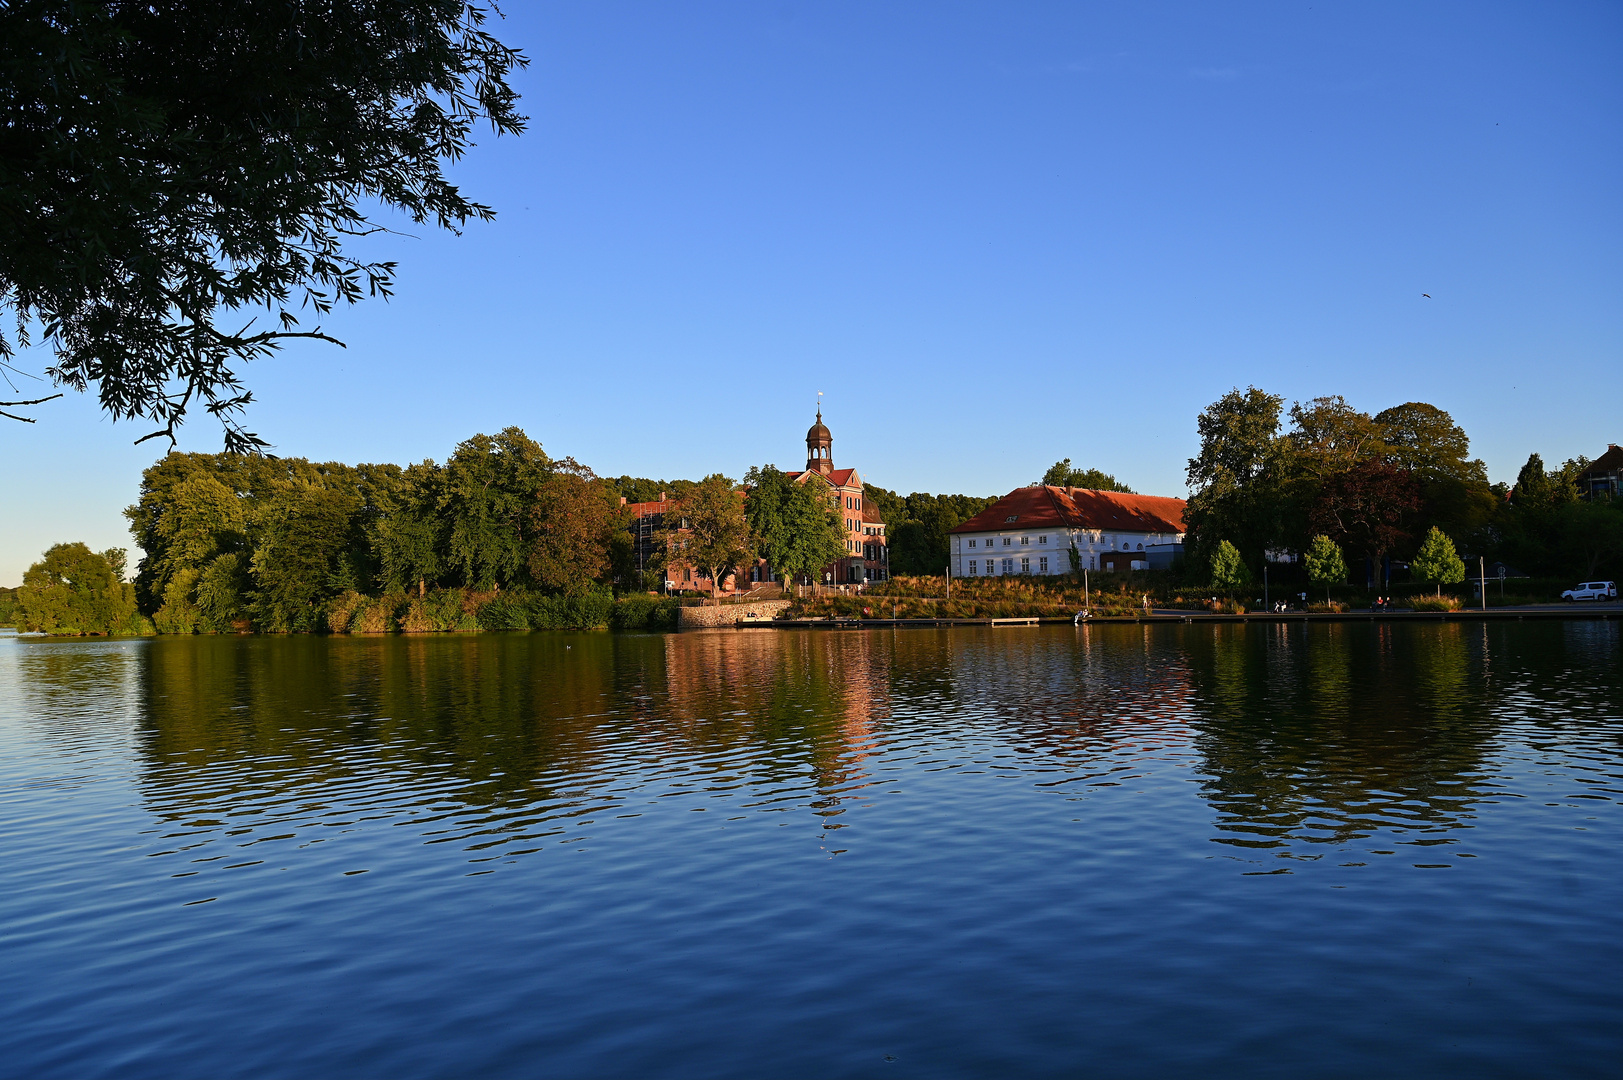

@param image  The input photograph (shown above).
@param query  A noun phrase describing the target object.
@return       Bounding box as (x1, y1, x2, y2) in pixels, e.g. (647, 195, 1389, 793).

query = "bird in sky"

(1422, 293, 1432, 298)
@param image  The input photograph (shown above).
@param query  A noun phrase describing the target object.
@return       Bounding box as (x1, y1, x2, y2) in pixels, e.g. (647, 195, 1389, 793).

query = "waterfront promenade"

(753, 602, 1623, 630)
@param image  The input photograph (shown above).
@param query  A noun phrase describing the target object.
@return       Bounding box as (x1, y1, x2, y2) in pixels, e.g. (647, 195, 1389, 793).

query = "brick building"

(781, 409, 888, 585)
(625, 409, 888, 594)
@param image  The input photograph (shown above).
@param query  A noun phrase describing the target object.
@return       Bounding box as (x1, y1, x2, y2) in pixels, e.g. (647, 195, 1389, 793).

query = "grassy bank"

(323, 589, 697, 633)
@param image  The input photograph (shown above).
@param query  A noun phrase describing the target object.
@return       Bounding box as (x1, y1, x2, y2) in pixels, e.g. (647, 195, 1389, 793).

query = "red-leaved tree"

(1308, 460, 1421, 585)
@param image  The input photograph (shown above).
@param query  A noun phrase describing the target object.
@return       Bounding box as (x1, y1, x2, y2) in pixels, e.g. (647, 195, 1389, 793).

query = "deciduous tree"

(1304, 534, 1347, 604)
(1037, 459, 1134, 493)
(1308, 460, 1421, 583)
(1185, 387, 1288, 572)
(1210, 540, 1250, 594)
(671, 474, 752, 605)
(1411, 526, 1466, 596)
(441, 427, 551, 590)
(745, 466, 845, 588)
(528, 463, 626, 595)
(16, 542, 145, 634)
(0, 0, 526, 448)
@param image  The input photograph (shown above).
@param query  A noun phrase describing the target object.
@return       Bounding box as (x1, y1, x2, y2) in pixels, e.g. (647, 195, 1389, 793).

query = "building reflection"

(657, 629, 892, 834)
(87, 618, 1603, 873)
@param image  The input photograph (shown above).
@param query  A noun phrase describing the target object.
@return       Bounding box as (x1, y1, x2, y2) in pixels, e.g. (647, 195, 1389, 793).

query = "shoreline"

(741, 605, 1623, 630)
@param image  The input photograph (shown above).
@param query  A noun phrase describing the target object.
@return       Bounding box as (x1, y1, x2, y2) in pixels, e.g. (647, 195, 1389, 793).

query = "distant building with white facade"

(949, 486, 1187, 577)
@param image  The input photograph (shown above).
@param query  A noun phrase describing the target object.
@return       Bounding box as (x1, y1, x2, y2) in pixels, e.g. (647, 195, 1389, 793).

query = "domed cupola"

(806, 408, 833, 474)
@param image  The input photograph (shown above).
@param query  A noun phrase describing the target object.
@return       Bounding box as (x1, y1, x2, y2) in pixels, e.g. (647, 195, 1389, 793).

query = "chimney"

(619, 496, 627, 506)
(659, 491, 665, 502)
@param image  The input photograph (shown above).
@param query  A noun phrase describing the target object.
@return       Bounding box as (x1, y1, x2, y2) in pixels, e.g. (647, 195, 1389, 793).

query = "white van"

(1561, 581, 1617, 602)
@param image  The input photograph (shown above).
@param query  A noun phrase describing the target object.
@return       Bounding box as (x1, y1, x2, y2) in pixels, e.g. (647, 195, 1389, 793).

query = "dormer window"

(1005, 515, 1018, 522)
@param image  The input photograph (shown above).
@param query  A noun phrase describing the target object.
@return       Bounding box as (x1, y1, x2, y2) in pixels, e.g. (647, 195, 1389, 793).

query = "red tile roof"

(783, 468, 860, 489)
(1579, 444, 1623, 478)
(952, 486, 1186, 535)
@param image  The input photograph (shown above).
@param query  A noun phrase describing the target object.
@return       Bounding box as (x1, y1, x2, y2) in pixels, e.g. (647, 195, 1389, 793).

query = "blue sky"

(3, 1, 1620, 585)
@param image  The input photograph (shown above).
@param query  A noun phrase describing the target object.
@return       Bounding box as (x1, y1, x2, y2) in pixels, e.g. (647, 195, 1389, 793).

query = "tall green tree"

(1375, 402, 1485, 483)
(1375, 402, 1496, 549)
(669, 474, 753, 605)
(528, 463, 626, 595)
(1185, 387, 1288, 572)
(1210, 540, 1251, 594)
(250, 482, 364, 631)
(1036, 459, 1134, 492)
(16, 542, 146, 635)
(1304, 534, 1347, 604)
(1287, 396, 1385, 483)
(441, 427, 551, 590)
(0, 0, 527, 448)
(375, 461, 447, 595)
(1496, 452, 1593, 576)
(745, 466, 845, 587)
(1411, 526, 1466, 596)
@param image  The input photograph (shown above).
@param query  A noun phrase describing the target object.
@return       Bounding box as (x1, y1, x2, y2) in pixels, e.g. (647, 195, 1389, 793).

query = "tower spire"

(806, 396, 833, 475)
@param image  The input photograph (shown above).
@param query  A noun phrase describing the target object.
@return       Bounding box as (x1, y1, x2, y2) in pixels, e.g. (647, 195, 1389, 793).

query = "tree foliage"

(1036, 459, 1134, 493)
(440, 427, 552, 590)
(744, 466, 845, 587)
(1184, 389, 1504, 583)
(865, 485, 994, 576)
(0, 0, 527, 449)
(16, 541, 147, 634)
(528, 463, 626, 595)
(668, 475, 752, 604)
(1209, 540, 1250, 592)
(1303, 535, 1347, 602)
(123, 425, 638, 632)
(1308, 459, 1422, 571)
(1184, 387, 1288, 571)
(1411, 526, 1466, 595)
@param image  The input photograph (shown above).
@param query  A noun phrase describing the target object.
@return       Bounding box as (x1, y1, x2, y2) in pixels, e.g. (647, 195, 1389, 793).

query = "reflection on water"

(1, 622, 1620, 1078)
(10, 623, 1616, 874)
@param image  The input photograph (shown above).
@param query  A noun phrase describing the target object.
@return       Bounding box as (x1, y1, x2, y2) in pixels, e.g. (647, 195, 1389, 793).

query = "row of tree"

(114, 428, 915, 629)
(1185, 390, 1622, 583)
(125, 428, 634, 633)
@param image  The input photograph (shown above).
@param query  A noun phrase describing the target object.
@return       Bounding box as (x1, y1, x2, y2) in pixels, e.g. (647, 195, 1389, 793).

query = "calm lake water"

(1, 622, 1619, 1078)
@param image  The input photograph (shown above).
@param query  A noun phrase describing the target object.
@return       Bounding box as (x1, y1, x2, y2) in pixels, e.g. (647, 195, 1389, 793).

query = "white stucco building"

(949, 486, 1187, 577)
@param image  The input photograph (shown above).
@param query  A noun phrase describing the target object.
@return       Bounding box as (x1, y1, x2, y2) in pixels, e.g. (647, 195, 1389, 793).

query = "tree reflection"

(1182, 621, 1494, 859)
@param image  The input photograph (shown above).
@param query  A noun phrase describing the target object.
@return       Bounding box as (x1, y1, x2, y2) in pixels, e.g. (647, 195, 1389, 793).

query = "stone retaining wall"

(677, 600, 792, 628)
